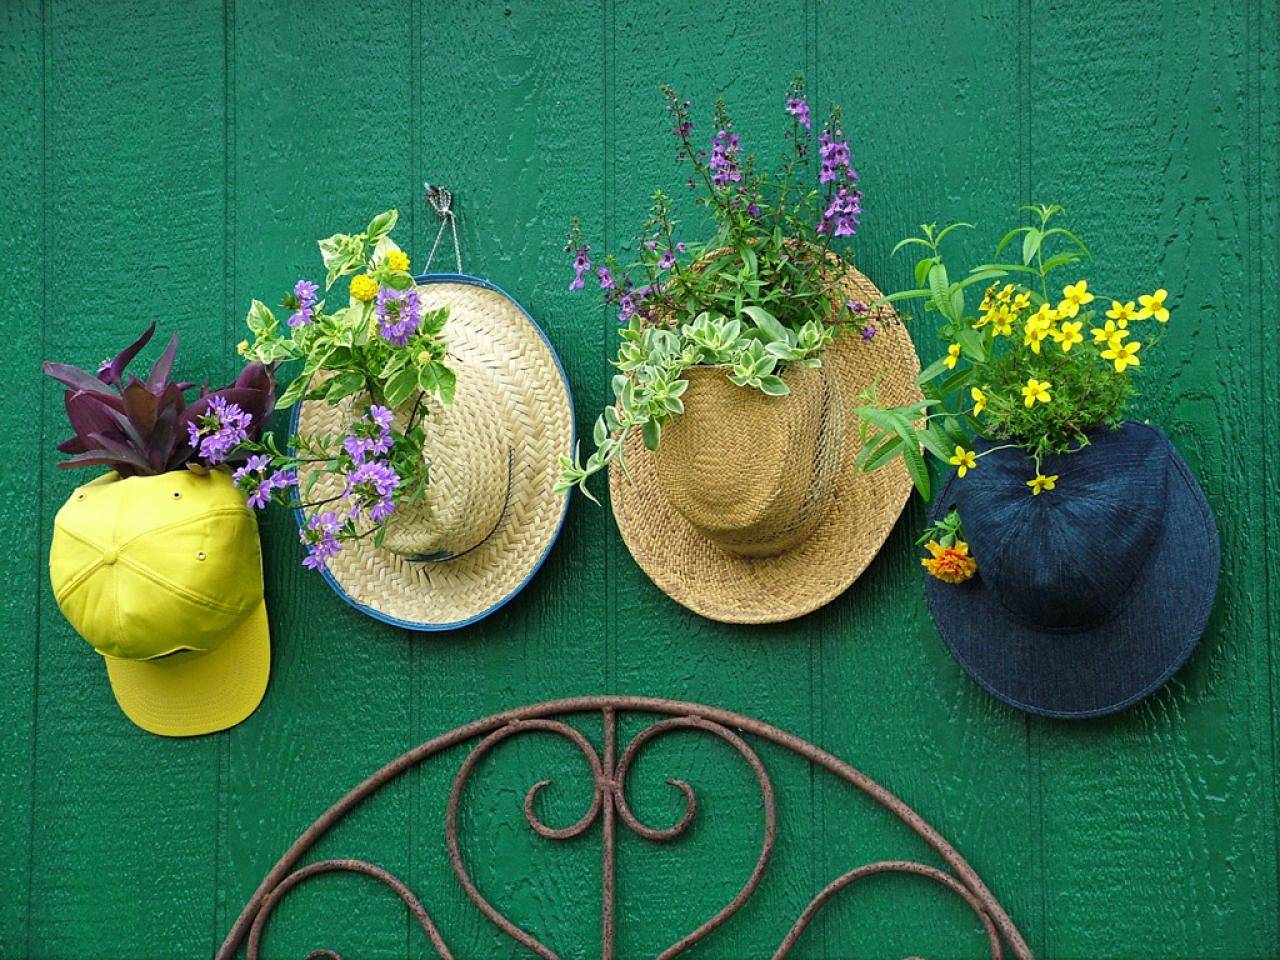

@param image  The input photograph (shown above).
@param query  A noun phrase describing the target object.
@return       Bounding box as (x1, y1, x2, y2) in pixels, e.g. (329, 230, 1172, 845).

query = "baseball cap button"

(101, 547, 118, 565)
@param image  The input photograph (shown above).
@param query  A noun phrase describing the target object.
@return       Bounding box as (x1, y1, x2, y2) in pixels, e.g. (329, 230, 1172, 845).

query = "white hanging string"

(423, 183, 462, 274)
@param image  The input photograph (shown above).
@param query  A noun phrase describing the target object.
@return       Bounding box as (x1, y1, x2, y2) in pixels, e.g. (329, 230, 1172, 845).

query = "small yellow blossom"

(236, 339, 250, 356)
(971, 386, 988, 415)
(1021, 377, 1052, 407)
(979, 284, 998, 313)
(944, 343, 962, 370)
(1101, 338, 1142, 372)
(1011, 290, 1032, 311)
(416, 350, 433, 366)
(1106, 300, 1138, 324)
(991, 309, 1014, 337)
(1054, 319, 1084, 352)
(1027, 473, 1059, 495)
(350, 274, 378, 301)
(1137, 288, 1170, 323)
(384, 249, 411, 272)
(1024, 318, 1052, 354)
(1057, 280, 1094, 318)
(1091, 318, 1129, 346)
(921, 540, 978, 584)
(949, 445, 978, 478)
(995, 283, 1015, 304)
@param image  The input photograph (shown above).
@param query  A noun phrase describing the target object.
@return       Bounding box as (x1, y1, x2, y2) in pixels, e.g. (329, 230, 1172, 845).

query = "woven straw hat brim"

(295, 275, 573, 631)
(609, 265, 922, 624)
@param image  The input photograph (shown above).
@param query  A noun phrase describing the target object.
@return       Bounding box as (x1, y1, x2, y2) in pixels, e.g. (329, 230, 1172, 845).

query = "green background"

(3, 0, 1278, 957)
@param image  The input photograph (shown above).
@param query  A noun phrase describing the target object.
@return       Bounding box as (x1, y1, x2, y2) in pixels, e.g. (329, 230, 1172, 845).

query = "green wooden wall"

(2, 1, 1278, 957)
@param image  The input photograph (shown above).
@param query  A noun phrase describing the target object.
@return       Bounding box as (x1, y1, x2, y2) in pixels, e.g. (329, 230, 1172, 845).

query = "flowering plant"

(233, 210, 456, 568)
(556, 78, 883, 500)
(855, 204, 1173, 581)
(45, 322, 275, 477)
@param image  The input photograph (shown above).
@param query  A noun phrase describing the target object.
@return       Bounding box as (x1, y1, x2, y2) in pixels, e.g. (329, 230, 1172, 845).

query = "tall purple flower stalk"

(288, 279, 319, 328)
(819, 186, 863, 237)
(709, 128, 742, 188)
(785, 97, 811, 129)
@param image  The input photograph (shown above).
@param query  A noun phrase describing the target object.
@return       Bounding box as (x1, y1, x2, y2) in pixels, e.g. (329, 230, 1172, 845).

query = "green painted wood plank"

(603, 5, 829, 956)
(405, 2, 610, 956)
(27, 2, 228, 957)
(217, 2, 417, 958)
(0, 2, 43, 954)
(812, 3, 1041, 957)
(1028, 1, 1278, 957)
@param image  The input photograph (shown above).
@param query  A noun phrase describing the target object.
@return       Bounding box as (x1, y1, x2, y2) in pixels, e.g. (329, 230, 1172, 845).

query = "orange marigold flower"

(921, 539, 977, 584)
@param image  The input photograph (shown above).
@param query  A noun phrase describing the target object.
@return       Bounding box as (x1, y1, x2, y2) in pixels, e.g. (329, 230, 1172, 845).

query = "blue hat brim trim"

(288, 273, 574, 632)
(923, 422, 1220, 719)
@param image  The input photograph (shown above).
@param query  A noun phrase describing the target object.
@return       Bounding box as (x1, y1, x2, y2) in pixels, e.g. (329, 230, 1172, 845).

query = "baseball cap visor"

(103, 600, 270, 737)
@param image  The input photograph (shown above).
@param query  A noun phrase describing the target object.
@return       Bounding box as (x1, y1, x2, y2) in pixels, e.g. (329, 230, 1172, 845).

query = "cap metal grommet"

(172, 491, 182, 499)
(196, 551, 206, 561)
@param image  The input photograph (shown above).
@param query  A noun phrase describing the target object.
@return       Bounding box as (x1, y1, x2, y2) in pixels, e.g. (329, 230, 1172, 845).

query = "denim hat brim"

(923, 431, 1219, 719)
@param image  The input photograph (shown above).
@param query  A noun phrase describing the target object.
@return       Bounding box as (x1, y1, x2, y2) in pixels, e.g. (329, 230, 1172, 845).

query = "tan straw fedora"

(295, 274, 573, 630)
(610, 262, 922, 623)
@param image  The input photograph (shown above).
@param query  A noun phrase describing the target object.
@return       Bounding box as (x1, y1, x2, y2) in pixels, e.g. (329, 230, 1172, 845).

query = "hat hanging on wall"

(609, 261, 922, 624)
(295, 186, 574, 630)
(923, 421, 1219, 719)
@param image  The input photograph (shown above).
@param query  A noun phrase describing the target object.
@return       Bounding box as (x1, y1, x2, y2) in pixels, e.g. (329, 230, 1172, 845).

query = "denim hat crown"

(953, 424, 1170, 631)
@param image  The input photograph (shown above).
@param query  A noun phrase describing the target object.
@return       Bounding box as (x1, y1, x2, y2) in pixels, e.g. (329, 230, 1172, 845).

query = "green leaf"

(918, 424, 953, 462)
(994, 225, 1032, 257)
(879, 288, 933, 304)
(893, 420, 931, 499)
(927, 263, 951, 316)
(757, 375, 789, 396)
(384, 368, 418, 408)
(914, 257, 933, 288)
(246, 299, 277, 337)
(323, 371, 365, 402)
(916, 354, 951, 385)
(860, 432, 904, 472)
(1022, 228, 1042, 265)
(933, 222, 974, 245)
(891, 236, 933, 257)
(365, 209, 398, 240)
(641, 417, 661, 450)
(956, 327, 986, 362)
(276, 375, 308, 409)
(741, 305, 788, 343)
(384, 270, 415, 291)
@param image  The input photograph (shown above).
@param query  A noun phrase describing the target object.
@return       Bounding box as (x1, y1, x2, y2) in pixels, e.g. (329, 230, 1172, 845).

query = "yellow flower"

(979, 284, 998, 313)
(1101, 338, 1142, 372)
(236, 339, 250, 356)
(416, 350, 433, 366)
(991, 310, 1014, 337)
(1024, 318, 1051, 354)
(384, 249, 411, 272)
(1057, 279, 1094, 318)
(1106, 299, 1138, 323)
(921, 540, 978, 584)
(1091, 318, 1129, 346)
(949, 445, 978, 478)
(943, 343, 961, 370)
(995, 283, 1015, 304)
(1027, 473, 1059, 495)
(350, 274, 378, 301)
(1137, 288, 1170, 323)
(1054, 319, 1084, 352)
(1011, 290, 1032, 311)
(1021, 377, 1052, 407)
(971, 386, 987, 415)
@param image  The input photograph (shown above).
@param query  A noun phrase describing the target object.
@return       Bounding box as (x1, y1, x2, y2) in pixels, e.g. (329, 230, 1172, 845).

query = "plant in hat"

(852, 204, 1173, 580)
(44, 322, 275, 477)
(234, 210, 456, 569)
(556, 76, 886, 501)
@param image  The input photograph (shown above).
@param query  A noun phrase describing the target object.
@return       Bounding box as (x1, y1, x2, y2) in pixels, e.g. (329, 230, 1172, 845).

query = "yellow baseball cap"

(49, 468, 270, 737)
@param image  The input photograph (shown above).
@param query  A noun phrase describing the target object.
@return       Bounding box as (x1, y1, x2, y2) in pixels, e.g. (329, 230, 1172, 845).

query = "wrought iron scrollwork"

(215, 697, 1033, 959)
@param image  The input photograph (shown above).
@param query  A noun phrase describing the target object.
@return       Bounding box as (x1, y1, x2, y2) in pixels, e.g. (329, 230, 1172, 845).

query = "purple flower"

(341, 404, 394, 464)
(847, 300, 869, 314)
(818, 128, 854, 184)
(658, 250, 676, 270)
(785, 97, 811, 129)
(375, 287, 423, 346)
(568, 245, 591, 291)
(819, 186, 862, 238)
(861, 324, 878, 342)
(709, 128, 742, 188)
(288, 279, 319, 328)
(187, 396, 252, 465)
(597, 267, 615, 290)
(676, 241, 687, 253)
(617, 292, 637, 323)
(300, 511, 343, 570)
(746, 203, 762, 219)
(344, 459, 400, 523)
(232, 454, 298, 509)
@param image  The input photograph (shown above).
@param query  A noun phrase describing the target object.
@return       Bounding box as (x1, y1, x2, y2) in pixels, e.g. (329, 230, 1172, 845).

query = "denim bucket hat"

(923, 421, 1219, 719)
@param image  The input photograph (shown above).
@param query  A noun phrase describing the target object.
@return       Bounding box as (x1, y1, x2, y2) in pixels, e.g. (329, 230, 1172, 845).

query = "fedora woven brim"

(296, 275, 573, 631)
(923, 440, 1220, 718)
(610, 266, 923, 624)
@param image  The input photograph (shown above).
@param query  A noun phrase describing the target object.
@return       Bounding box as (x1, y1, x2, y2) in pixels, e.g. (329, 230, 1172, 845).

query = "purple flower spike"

(819, 186, 862, 238)
(344, 459, 401, 523)
(187, 395, 252, 465)
(342, 405, 395, 464)
(288, 279, 319, 328)
(861, 324, 878, 342)
(375, 287, 423, 346)
(785, 97, 811, 129)
(818, 127, 853, 184)
(301, 511, 343, 569)
(658, 250, 676, 270)
(709, 128, 742, 188)
(569, 245, 591, 291)
(597, 267, 615, 290)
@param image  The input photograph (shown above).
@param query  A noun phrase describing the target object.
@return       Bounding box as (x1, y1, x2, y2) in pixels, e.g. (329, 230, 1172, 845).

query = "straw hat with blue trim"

(295, 273, 573, 630)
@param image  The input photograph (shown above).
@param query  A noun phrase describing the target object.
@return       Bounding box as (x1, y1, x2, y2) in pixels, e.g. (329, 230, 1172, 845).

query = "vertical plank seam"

(212, 0, 236, 949)
(25, 0, 49, 955)
(407, 2, 419, 957)
(1255, 0, 1280, 941)
(602, 0, 614, 695)
(1017, 0, 1046, 954)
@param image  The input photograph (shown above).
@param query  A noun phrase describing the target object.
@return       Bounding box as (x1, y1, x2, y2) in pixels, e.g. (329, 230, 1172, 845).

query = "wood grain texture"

(2, 0, 1277, 957)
